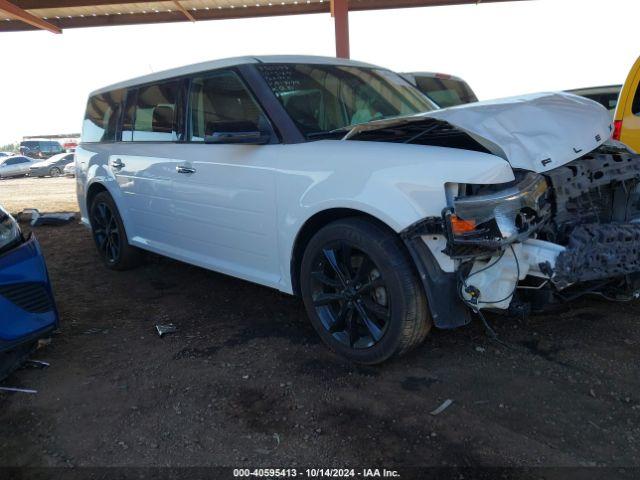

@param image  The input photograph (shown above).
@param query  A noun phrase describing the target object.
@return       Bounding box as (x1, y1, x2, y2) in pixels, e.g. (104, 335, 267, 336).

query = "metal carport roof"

(0, 0, 531, 57)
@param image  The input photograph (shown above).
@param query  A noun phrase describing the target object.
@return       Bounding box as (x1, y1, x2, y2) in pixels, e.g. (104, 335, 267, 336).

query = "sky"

(0, 0, 638, 145)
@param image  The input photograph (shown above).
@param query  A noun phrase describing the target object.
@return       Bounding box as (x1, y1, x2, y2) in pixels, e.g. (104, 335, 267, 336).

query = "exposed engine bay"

(403, 144, 640, 323)
(450, 145, 640, 313)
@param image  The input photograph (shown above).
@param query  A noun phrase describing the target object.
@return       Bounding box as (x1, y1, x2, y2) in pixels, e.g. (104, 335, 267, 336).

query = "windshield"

(257, 64, 434, 138)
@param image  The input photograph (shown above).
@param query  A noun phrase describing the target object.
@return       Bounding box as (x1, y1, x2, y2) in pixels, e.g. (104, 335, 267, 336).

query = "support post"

(332, 0, 350, 59)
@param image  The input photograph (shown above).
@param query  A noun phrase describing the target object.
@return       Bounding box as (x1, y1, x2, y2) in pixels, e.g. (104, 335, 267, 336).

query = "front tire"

(89, 191, 142, 270)
(300, 217, 431, 364)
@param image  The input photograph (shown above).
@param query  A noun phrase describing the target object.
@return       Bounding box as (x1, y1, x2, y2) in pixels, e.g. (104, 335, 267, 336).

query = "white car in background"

(63, 162, 76, 177)
(0, 155, 33, 179)
(76, 56, 635, 364)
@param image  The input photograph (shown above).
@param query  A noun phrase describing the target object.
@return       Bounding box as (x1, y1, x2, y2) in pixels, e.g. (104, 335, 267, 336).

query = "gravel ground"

(0, 177, 639, 468)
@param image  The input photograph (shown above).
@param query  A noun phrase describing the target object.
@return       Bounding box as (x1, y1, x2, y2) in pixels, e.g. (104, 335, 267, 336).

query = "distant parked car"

(0, 152, 15, 158)
(63, 161, 76, 177)
(28, 153, 74, 177)
(401, 72, 478, 108)
(566, 85, 622, 116)
(613, 56, 640, 152)
(19, 140, 65, 159)
(0, 204, 58, 380)
(0, 155, 33, 179)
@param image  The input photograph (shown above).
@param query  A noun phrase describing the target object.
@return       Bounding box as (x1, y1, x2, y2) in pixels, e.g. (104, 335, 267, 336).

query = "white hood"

(426, 92, 613, 172)
(345, 92, 613, 173)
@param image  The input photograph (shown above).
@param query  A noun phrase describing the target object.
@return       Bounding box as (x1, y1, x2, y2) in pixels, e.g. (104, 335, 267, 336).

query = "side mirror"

(204, 131, 271, 145)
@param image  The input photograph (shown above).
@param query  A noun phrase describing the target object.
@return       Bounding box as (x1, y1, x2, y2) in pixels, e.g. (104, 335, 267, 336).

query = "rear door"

(113, 80, 186, 247)
(166, 70, 281, 287)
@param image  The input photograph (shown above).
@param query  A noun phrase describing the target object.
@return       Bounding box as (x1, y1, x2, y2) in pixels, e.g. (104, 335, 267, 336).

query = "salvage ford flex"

(76, 56, 638, 364)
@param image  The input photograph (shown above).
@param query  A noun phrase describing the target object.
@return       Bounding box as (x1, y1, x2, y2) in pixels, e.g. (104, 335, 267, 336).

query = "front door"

(169, 70, 281, 287)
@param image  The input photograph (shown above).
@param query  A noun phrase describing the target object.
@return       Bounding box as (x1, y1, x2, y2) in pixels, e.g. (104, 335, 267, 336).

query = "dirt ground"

(0, 177, 639, 469)
(0, 176, 78, 214)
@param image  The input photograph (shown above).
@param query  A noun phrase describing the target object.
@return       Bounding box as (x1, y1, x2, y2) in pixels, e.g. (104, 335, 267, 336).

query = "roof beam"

(173, 0, 196, 23)
(13, 0, 143, 8)
(0, 0, 531, 33)
(12, 0, 528, 9)
(0, 0, 61, 33)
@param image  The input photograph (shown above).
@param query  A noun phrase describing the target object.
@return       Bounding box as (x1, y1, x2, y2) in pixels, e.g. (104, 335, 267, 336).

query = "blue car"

(0, 205, 58, 379)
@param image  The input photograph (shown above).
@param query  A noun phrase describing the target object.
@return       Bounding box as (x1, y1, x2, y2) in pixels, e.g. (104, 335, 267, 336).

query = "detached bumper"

(0, 235, 58, 353)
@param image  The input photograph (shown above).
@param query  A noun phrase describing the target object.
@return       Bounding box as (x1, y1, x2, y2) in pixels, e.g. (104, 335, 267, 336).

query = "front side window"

(257, 64, 433, 138)
(189, 71, 271, 142)
(82, 89, 125, 142)
(128, 81, 183, 142)
(632, 81, 640, 116)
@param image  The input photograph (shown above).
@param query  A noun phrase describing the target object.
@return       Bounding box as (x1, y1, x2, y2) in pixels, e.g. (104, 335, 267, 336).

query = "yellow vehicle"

(613, 56, 640, 151)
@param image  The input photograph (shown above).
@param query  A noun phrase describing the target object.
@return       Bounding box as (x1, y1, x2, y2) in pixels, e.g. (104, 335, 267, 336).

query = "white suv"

(76, 56, 634, 364)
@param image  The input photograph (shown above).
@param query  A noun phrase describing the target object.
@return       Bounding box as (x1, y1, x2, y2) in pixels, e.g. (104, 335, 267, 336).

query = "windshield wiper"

(306, 129, 349, 140)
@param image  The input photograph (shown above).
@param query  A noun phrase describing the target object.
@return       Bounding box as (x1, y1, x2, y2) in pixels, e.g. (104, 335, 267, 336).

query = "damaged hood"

(345, 92, 613, 173)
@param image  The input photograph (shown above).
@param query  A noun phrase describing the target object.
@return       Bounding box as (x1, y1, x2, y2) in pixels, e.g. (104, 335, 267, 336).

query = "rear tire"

(49, 167, 61, 177)
(300, 217, 431, 364)
(89, 191, 142, 270)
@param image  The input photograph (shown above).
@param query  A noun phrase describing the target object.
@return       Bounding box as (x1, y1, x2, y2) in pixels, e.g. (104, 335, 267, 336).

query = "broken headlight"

(0, 205, 21, 254)
(446, 171, 550, 250)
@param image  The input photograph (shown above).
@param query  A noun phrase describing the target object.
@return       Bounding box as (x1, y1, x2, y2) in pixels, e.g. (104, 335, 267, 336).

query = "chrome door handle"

(110, 158, 125, 170)
(176, 165, 196, 174)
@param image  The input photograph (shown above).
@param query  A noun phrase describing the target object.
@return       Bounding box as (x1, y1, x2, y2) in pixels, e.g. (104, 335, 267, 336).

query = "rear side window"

(126, 81, 183, 142)
(414, 76, 477, 108)
(189, 71, 269, 141)
(82, 89, 125, 142)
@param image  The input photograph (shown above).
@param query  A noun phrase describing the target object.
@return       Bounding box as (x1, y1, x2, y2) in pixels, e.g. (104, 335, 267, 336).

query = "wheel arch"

(86, 182, 109, 215)
(289, 208, 406, 296)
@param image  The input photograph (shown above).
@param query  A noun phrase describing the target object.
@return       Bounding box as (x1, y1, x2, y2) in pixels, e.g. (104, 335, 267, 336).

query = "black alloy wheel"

(301, 217, 431, 364)
(89, 191, 142, 270)
(91, 200, 121, 265)
(310, 242, 391, 349)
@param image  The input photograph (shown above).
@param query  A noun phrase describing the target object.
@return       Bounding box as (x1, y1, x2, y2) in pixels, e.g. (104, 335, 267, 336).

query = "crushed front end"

(403, 145, 640, 327)
(0, 206, 58, 379)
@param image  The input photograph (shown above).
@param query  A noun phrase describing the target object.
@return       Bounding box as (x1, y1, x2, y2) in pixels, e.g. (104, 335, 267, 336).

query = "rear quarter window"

(82, 89, 125, 142)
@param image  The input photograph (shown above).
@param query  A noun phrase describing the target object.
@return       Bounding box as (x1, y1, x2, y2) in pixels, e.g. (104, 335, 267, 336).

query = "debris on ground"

(22, 359, 50, 369)
(430, 399, 454, 416)
(0, 386, 37, 394)
(156, 324, 178, 337)
(18, 208, 75, 226)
